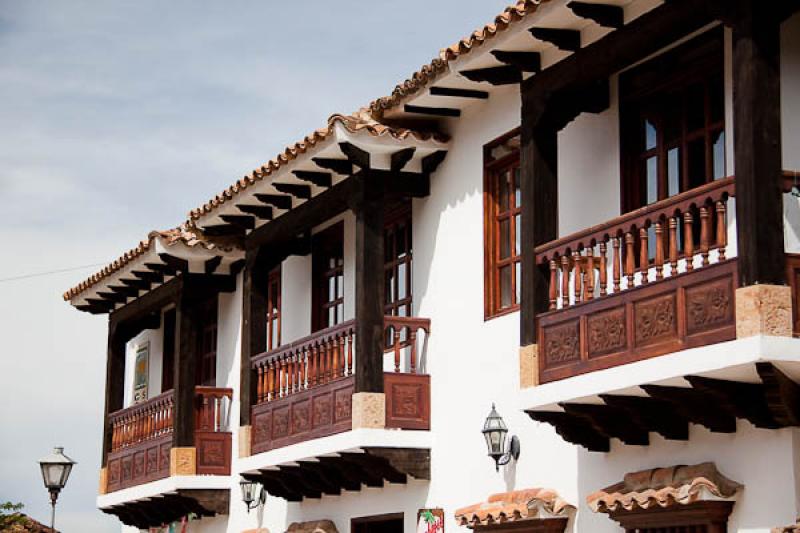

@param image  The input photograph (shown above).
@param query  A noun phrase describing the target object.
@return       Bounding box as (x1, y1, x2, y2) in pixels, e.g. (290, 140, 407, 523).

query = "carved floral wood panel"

(634, 294, 677, 347)
(587, 307, 627, 357)
(106, 434, 172, 492)
(542, 320, 581, 366)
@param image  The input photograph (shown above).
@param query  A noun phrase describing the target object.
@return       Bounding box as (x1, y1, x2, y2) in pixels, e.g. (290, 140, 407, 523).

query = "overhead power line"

(0, 263, 106, 284)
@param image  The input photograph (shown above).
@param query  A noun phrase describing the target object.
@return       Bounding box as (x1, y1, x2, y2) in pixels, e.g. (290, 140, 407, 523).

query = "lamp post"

(482, 404, 520, 471)
(240, 477, 265, 512)
(38, 447, 76, 531)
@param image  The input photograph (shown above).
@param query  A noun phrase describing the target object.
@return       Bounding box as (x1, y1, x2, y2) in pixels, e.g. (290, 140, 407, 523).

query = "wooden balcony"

(250, 316, 431, 454)
(533, 177, 737, 383)
(105, 387, 232, 492)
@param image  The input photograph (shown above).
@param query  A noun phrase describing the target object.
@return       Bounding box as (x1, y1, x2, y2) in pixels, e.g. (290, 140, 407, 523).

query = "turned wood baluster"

(409, 328, 418, 374)
(309, 345, 317, 386)
(393, 326, 401, 372)
(560, 255, 570, 308)
(599, 242, 607, 297)
(625, 232, 635, 287)
(298, 351, 305, 392)
(669, 217, 678, 276)
(584, 248, 595, 301)
(684, 211, 695, 271)
(612, 237, 621, 293)
(280, 357, 287, 397)
(716, 200, 727, 260)
(256, 365, 264, 403)
(290, 355, 297, 394)
(267, 361, 275, 401)
(347, 332, 354, 376)
(548, 259, 557, 310)
(327, 340, 334, 382)
(700, 205, 711, 267)
(338, 336, 346, 378)
(654, 220, 664, 281)
(639, 227, 649, 284)
(572, 250, 582, 304)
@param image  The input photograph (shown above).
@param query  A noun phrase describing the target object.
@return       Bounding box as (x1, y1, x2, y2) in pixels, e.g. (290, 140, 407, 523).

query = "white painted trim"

(97, 474, 232, 509)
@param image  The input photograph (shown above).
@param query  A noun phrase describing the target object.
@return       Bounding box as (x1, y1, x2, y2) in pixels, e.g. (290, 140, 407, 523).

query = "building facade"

(64, 1, 800, 532)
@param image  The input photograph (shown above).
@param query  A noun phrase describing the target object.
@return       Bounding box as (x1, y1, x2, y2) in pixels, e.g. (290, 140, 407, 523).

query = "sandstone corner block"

(520, 344, 540, 389)
(735, 284, 792, 338)
(351, 392, 385, 429)
(170, 446, 197, 476)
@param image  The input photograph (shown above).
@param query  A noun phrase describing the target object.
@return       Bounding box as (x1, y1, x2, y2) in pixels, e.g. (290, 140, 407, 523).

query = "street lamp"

(240, 477, 265, 512)
(38, 447, 76, 531)
(482, 404, 520, 472)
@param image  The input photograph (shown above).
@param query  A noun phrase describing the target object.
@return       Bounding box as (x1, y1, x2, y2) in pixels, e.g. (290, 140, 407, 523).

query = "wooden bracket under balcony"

(102, 489, 229, 529)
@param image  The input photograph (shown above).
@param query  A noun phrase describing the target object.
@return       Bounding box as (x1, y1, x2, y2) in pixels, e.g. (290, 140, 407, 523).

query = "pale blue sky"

(0, 2, 510, 531)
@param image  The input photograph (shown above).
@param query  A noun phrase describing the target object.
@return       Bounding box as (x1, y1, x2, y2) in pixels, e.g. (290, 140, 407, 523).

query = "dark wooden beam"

(403, 104, 461, 117)
(429, 86, 489, 99)
(756, 362, 800, 426)
(110, 276, 182, 325)
(374, 169, 430, 198)
(107, 285, 140, 299)
(732, 2, 786, 285)
(275, 466, 324, 498)
(101, 323, 126, 466)
(599, 394, 689, 441)
(96, 291, 128, 305)
(567, 2, 624, 29)
(204, 256, 222, 275)
(131, 270, 164, 284)
(337, 453, 385, 487)
(421, 150, 447, 174)
(292, 170, 332, 187)
(75, 303, 111, 314)
(390, 148, 416, 172)
(173, 293, 199, 447)
(254, 193, 292, 210)
(158, 253, 190, 272)
(119, 277, 151, 291)
(236, 204, 273, 220)
(306, 459, 360, 491)
(354, 173, 385, 393)
(144, 262, 178, 276)
(641, 384, 737, 433)
(366, 447, 431, 480)
(490, 50, 541, 72)
(220, 214, 256, 230)
(685, 374, 779, 429)
(529, 27, 581, 52)
(272, 182, 312, 200)
(240, 249, 267, 425)
(201, 224, 245, 237)
(527, 410, 610, 452)
(339, 142, 371, 170)
(312, 157, 353, 176)
(316, 456, 366, 491)
(459, 66, 522, 85)
(561, 402, 649, 445)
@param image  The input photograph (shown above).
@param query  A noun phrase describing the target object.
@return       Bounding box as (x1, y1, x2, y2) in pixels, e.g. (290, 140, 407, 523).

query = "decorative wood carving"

(195, 431, 232, 476)
(106, 434, 172, 492)
(385, 373, 431, 430)
(538, 261, 737, 383)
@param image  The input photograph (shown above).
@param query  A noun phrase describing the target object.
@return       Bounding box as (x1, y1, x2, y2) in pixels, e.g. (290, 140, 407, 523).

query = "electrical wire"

(0, 263, 106, 283)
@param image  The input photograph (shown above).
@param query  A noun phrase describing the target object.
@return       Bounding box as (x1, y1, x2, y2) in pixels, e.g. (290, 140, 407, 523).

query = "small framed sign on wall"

(133, 342, 149, 403)
(417, 508, 444, 533)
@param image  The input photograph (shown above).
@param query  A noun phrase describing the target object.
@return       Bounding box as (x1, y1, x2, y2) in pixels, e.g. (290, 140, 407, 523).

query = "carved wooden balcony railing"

(250, 317, 431, 454)
(534, 178, 738, 384)
(105, 387, 233, 493)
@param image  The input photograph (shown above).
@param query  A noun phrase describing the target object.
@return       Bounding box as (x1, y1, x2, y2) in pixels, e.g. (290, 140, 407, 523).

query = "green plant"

(0, 501, 26, 527)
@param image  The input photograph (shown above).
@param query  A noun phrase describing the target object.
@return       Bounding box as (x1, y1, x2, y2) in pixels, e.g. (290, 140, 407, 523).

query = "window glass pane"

(398, 263, 407, 299)
(500, 266, 512, 309)
(645, 119, 657, 150)
(515, 261, 521, 305)
(667, 147, 681, 197)
(337, 304, 343, 323)
(398, 305, 407, 317)
(513, 167, 521, 208)
(499, 172, 510, 212)
(337, 274, 344, 299)
(328, 307, 336, 326)
(687, 83, 705, 132)
(688, 138, 706, 189)
(514, 215, 521, 256)
(385, 271, 395, 303)
(647, 225, 657, 260)
(328, 276, 336, 301)
(271, 322, 279, 347)
(499, 219, 511, 259)
(645, 157, 658, 205)
(712, 130, 725, 180)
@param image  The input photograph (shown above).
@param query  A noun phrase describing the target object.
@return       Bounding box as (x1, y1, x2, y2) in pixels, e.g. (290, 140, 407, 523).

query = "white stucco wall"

(122, 310, 166, 407)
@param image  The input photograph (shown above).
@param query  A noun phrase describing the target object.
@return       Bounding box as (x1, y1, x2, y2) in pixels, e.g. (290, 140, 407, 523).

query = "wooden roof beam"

(429, 86, 489, 99)
(459, 65, 522, 85)
(236, 204, 274, 220)
(292, 170, 332, 187)
(143, 262, 178, 276)
(527, 410, 610, 452)
(272, 182, 312, 200)
(201, 224, 245, 237)
(220, 214, 256, 230)
(567, 1, 624, 29)
(119, 277, 151, 292)
(338, 142, 370, 170)
(390, 147, 415, 172)
(599, 394, 689, 441)
(311, 157, 353, 176)
(756, 362, 800, 426)
(560, 402, 650, 446)
(490, 50, 541, 72)
(131, 270, 164, 284)
(107, 285, 140, 299)
(641, 384, 737, 433)
(421, 150, 447, 174)
(204, 256, 222, 274)
(403, 104, 461, 117)
(158, 253, 190, 272)
(95, 291, 128, 304)
(529, 27, 581, 52)
(253, 193, 292, 210)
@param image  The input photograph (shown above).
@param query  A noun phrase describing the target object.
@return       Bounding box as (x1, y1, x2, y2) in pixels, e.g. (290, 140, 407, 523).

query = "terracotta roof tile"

(774, 523, 800, 533)
(369, 0, 552, 116)
(587, 462, 742, 514)
(187, 111, 448, 222)
(62, 224, 238, 301)
(454, 488, 574, 527)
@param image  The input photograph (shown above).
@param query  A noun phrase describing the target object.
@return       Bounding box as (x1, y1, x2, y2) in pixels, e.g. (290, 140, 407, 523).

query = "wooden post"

(240, 249, 268, 425)
(354, 173, 386, 393)
(732, 1, 786, 286)
(173, 293, 199, 447)
(100, 321, 126, 467)
(520, 94, 559, 346)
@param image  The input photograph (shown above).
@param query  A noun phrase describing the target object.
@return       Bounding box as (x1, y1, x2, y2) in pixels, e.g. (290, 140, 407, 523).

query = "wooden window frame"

(266, 265, 281, 351)
(484, 127, 522, 320)
(384, 200, 413, 318)
(196, 296, 218, 387)
(620, 27, 726, 214)
(160, 307, 176, 392)
(312, 222, 345, 332)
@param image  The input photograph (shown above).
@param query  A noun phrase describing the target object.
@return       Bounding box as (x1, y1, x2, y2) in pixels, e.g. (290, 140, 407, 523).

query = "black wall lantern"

(482, 404, 520, 471)
(240, 477, 266, 512)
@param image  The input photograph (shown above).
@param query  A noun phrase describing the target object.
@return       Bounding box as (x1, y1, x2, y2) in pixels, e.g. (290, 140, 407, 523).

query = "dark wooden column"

(239, 248, 267, 426)
(520, 95, 560, 346)
(173, 293, 199, 447)
(732, 1, 786, 286)
(100, 320, 127, 466)
(353, 174, 385, 393)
